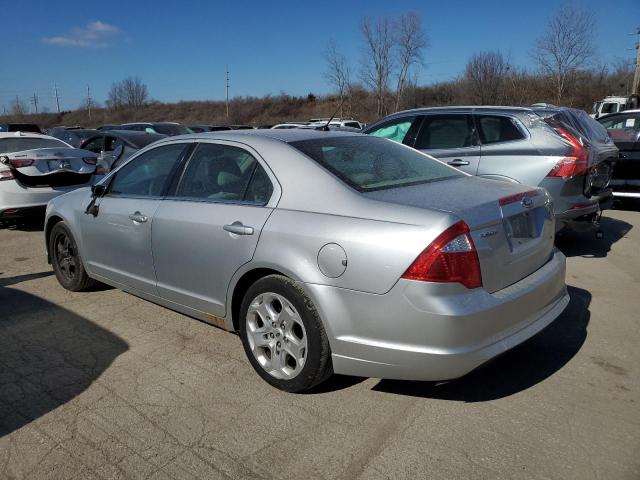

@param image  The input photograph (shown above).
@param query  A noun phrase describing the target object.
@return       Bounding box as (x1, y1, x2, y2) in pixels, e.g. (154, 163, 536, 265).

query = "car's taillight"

(0, 168, 14, 181)
(83, 157, 97, 165)
(402, 221, 482, 289)
(546, 126, 590, 178)
(9, 159, 34, 168)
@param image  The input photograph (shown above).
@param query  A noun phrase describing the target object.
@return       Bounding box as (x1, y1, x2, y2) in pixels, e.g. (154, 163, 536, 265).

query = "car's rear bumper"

(304, 249, 568, 381)
(554, 189, 613, 231)
(0, 180, 90, 218)
(610, 179, 640, 198)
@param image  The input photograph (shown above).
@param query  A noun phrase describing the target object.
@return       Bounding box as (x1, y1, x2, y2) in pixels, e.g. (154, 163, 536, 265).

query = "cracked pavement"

(0, 207, 639, 479)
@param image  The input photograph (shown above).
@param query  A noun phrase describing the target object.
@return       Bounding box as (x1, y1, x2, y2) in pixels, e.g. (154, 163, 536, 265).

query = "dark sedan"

(598, 110, 640, 199)
(81, 130, 167, 173)
(47, 127, 98, 148)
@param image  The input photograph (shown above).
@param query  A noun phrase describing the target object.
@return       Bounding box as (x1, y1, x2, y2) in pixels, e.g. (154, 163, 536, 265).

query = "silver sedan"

(45, 130, 569, 392)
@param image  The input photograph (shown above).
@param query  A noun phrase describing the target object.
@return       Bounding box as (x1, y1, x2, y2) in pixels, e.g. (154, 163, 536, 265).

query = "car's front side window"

(108, 143, 186, 197)
(367, 116, 417, 144)
(175, 143, 272, 204)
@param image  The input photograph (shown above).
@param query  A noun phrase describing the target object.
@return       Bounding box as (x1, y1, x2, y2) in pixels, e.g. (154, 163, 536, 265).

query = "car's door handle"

(223, 222, 254, 235)
(128, 212, 148, 223)
(448, 159, 470, 166)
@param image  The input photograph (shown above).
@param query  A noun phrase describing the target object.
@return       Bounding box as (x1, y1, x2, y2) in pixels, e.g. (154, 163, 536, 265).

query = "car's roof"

(0, 131, 58, 140)
(121, 122, 181, 126)
(158, 127, 362, 145)
(598, 109, 640, 120)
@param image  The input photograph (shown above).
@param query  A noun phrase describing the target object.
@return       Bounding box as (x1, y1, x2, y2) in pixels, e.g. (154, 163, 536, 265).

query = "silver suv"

(363, 106, 617, 231)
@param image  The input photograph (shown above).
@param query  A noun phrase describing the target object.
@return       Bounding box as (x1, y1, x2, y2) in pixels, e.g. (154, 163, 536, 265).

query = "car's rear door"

(152, 141, 277, 317)
(413, 114, 481, 175)
(79, 142, 189, 294)
(472, 113, 535, 184)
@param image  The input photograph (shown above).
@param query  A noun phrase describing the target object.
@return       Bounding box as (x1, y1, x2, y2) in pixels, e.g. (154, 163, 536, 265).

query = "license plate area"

(508, 211, 536, 239)
(47, 159, 74, 171)
(504, 207, 547, 250)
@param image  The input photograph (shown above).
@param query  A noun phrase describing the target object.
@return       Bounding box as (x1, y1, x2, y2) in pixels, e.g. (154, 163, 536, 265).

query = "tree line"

(325, 4, 636, 117)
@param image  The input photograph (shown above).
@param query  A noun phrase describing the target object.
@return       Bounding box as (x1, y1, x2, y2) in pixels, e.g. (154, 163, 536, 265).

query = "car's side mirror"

(91, 184, 106, 197)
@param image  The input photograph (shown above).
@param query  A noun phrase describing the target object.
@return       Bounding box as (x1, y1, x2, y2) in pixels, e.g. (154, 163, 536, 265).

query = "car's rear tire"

(239, 274, 332, 392)
(50, 222, 98, 292)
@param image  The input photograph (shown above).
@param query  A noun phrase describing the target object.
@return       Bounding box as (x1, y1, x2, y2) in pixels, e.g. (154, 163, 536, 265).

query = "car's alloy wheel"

(239, 275, 332, 392)
(53, 230, 79, 282)
(246, 292, 308, 380)
(49, 222, 98, 292)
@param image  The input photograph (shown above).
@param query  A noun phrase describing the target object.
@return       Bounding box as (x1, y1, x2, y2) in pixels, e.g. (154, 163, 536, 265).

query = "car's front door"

(79, 142, 188, 294)
(152, 141, 276, 317)
(413, 114, 481, 175)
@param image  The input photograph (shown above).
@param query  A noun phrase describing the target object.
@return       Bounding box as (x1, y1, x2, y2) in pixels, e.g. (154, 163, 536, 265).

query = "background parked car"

(188, 125, 233, 133)
(308, 118, 363, 129)
(0, 123, 42, 134)
(47, 127, 98, 148)
(117, 122, 193, 135)
(0, 132, 97, 222)
(81, 130, 167, 173)
(363, 106, 617, 232)
(598, 109, 640, 199)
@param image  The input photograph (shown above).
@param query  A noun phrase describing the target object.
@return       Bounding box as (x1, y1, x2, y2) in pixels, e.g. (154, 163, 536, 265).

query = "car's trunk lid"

(3, 148, 96, 187)
(364, 176, 555, 293)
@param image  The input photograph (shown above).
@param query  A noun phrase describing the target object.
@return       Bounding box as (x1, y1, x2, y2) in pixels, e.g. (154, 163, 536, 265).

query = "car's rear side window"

(0, 137, 68, 153)
(289, 136, 462, 192)
(175, 143, 273, 204)
(476, 115, 525, 144)
(414, 115, 476, 150)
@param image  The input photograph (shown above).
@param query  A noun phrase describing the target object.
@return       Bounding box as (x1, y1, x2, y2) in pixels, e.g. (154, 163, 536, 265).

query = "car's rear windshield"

(289, 136, 463, 192)
(154, 124, 192, 135)
(0, 137, 68, 154)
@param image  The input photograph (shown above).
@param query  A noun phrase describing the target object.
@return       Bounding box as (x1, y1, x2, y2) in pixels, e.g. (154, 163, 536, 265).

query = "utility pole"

(632, 31, 640, 97)
(225, 65, 230, 122)
(31, 93, 39, 113)
(86, 85, 92, 121)
(54, 82, 61, 113)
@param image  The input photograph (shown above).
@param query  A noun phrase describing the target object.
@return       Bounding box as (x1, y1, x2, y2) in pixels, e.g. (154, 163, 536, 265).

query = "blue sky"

(0, 0, 638, 112)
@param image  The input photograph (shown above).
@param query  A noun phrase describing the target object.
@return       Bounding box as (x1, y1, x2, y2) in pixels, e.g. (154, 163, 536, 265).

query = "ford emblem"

(521, 197, 534, 208)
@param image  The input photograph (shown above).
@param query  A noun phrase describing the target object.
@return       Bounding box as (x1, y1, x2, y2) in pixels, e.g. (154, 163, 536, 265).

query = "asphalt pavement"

(0, 206, 638, 479)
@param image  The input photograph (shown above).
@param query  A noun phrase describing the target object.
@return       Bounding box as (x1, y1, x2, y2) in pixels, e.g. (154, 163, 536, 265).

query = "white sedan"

(0, 132, 97, 222)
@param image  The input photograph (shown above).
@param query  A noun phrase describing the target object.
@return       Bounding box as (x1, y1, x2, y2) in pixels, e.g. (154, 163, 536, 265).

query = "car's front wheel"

(239, 275, 332, 392)
(50, 222, 97, 292)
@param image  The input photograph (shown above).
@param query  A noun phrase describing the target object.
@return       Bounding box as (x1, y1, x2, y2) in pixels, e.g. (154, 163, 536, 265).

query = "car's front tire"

(50, 222, 97, 292)
(239, 275, 332, 392)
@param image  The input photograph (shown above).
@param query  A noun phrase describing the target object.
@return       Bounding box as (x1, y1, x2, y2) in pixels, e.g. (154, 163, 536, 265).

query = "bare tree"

(107, 76, 149, 109)
(463, 50, 511, 104)
(393, 13, 427, 112)
(532, 4, 596, 104)
(360, 16, 394, 116)
(324, 40, 351, 117)
(10, 97, 28, 116)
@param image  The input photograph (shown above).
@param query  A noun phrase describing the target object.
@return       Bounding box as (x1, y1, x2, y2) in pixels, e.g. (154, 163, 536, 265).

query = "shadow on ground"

(556, 216, 632, 258)
(370, 285, 590, 402)
(612, 197, 640, 213)
(0, 217, 44, 232)
(0, 286, 128, 437)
